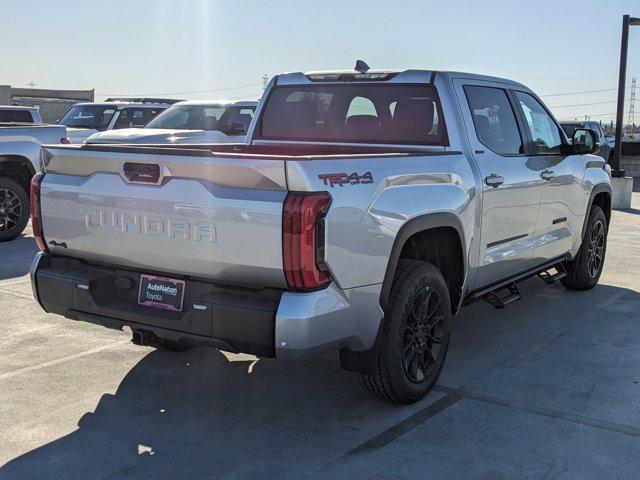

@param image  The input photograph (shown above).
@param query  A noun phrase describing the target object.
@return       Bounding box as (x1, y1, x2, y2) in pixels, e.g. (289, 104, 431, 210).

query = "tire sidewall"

(382, 262, 452, 403)
(576, 206, 607, 287)
(0, 178, 30, 242)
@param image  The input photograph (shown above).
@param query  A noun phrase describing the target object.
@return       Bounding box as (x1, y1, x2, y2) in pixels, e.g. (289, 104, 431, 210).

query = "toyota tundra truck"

(30, 63, 611, 404)
(0, 123, 67, 241)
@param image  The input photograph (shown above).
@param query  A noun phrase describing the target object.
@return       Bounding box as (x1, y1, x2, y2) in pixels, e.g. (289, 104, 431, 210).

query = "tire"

(359, 261, 452, 404)
(561, 205, 607, 290)
(0, 178, 30, 242)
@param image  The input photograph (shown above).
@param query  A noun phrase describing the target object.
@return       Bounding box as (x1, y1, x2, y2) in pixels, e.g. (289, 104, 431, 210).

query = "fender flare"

(581, 183, 612, 239)
(0, 154, 36, 177)
(379, 212, 467, 310)
(340, 212, 467, 375)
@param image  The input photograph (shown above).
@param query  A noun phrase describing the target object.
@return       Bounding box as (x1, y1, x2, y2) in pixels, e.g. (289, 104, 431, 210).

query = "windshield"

(146, 105, 255, 133)
(560, 124, 581, 138)
(257, 84, 446, 145)
(58, 105, 116, 130)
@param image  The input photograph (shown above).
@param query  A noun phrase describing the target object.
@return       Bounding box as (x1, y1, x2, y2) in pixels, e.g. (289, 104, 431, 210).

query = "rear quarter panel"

(286, 152, 478, 290)
(0, 126, 66, 170)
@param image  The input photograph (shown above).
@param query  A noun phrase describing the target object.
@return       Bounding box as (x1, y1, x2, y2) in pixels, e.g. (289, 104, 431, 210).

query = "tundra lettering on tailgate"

(80, 209, 216, 243)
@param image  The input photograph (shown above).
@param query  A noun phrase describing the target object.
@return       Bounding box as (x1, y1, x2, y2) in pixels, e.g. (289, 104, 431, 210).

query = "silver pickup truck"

(30, 64, 611, 404)
(0, 124, 67, 241)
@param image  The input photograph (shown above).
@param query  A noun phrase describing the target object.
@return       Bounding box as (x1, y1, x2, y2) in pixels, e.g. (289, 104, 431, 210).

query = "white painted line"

(0, 340, 131, 381)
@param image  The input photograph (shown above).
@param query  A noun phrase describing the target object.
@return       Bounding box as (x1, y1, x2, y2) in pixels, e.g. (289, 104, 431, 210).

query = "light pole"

(612, 14, 640, 177)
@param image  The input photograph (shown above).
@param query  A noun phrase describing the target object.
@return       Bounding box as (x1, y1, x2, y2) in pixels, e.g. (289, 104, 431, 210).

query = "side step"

(484, 282, 521, 309)
(466, 257, 569, 310)
(537, 265, 567, 285)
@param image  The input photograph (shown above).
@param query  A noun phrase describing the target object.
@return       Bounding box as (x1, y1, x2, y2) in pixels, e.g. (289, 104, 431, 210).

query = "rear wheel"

(359, 261, 452, 404)
(562, 205, 607, 290)
(0, 178, 29, 242)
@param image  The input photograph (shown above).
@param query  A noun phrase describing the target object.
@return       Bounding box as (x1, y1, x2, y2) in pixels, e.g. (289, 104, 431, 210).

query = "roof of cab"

(172, 100, 259, 107)
(0, 105, 39, 111)
(71, 101, 175, 109)
(276, 68, 527, 89)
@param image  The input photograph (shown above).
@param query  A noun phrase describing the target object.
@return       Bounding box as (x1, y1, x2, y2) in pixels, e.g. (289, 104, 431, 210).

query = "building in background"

(0, 85, 94, 123)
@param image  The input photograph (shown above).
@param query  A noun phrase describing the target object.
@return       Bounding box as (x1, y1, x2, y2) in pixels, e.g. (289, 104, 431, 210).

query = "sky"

(1, 0, 639, 123)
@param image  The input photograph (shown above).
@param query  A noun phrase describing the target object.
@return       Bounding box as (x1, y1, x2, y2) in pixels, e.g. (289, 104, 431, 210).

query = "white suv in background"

(85, 100, 258, 144)
(57, 98, 180, 143)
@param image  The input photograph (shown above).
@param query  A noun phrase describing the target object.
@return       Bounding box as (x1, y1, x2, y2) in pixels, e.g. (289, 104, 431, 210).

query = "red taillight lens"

(283, 192, 332, 290)
(60, 137, 71, 144)
(30, 173, 48, 252)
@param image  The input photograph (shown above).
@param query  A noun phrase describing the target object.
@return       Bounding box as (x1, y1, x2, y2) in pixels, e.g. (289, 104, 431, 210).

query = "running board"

(466, 256, 568, 309)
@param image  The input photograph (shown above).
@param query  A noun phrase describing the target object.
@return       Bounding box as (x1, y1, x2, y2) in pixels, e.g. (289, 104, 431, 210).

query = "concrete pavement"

(1, 196, 640, 479)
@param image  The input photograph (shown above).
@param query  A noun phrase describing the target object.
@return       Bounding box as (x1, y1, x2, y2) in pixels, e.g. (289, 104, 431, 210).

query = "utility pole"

(613, 14, 640, 176)
(27, 81, 36, 88)
(262, 74, 269, 91)
(628, 77, 637, 130)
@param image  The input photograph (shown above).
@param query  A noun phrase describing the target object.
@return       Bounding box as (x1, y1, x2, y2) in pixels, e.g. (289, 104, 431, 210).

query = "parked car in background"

(85, 100, 258, 144)
(0, 123, 67, 240)
(561, 121, 614, 162)
(0, 106, 43, 124)
(57, 98, 181, 143)
(31, 65, 611, 404)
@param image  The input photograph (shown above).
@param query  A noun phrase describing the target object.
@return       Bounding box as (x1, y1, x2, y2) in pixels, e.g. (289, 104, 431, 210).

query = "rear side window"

(218, 106, 255, 134)
(0, 110, 33, 123)
(465, 86, 523, 155)
(258, 84, 446, 145)
(114, 108, 162, 129)
(514, 91, 562, 155)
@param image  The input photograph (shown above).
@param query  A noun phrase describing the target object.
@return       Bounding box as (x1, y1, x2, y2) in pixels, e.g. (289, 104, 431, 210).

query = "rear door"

(511, 90, 585, 262)
(454, 80, 544, 288)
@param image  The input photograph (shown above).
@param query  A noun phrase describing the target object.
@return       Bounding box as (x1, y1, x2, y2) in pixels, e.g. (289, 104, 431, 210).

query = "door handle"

(541, 169, 557, 181)
(485, 173, 504, 188)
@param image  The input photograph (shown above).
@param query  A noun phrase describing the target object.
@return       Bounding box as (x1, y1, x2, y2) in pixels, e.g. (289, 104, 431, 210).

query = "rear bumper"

(30, 253, 383, 361)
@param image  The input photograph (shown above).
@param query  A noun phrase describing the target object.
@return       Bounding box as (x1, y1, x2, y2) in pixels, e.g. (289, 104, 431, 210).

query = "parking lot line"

(435, 385, 640, 439)
(0, 340, 130, 381)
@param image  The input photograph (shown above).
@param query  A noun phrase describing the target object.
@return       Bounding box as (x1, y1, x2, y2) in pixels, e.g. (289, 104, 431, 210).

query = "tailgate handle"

(123, 162, 161, 183)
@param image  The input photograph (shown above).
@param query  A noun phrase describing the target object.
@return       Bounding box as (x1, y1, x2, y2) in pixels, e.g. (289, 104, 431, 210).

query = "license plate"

(137, 274, 185, 312)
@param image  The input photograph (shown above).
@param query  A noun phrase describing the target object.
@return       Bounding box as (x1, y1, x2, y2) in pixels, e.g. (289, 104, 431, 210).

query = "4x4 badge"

(318, 171, 374, 188)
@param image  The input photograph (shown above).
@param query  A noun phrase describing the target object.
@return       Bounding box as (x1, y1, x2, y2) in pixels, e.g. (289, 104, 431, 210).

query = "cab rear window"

(257, 84, 447, 145)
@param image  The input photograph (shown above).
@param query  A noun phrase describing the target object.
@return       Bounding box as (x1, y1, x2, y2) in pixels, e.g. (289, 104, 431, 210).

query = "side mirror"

(227, 122, 247, 136)
(572, 128, 600, 155)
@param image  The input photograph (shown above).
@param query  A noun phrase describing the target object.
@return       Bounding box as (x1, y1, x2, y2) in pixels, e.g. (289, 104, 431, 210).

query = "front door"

(512, 90, 584, 262)
(455, 81, 545, 288)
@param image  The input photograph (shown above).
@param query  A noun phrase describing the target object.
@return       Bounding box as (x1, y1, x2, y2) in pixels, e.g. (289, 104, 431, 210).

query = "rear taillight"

(60, 137, 71, 144)
(30, 173, 48, 252)
(283, 192, 332, 290)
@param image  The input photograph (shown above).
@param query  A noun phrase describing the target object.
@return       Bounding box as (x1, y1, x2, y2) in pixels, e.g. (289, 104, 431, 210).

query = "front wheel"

(359, 261, 452, 404)
(0, 178, 30, 242)
(562, 205, 607, 290)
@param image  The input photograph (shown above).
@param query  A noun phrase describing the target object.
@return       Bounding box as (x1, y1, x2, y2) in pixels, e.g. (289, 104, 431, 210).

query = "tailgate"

(40, 146, 288, 288)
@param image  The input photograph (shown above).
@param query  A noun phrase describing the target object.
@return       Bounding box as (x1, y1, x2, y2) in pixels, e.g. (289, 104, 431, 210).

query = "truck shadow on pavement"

(1, 281, 639, 479)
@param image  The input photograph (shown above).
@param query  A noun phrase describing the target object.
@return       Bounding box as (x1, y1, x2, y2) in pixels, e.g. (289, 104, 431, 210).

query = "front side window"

(514, 91, 562, 154)
(258, 84, 446, 145)
(465, 85, 523, 155)
(58, 105, 116, 131)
